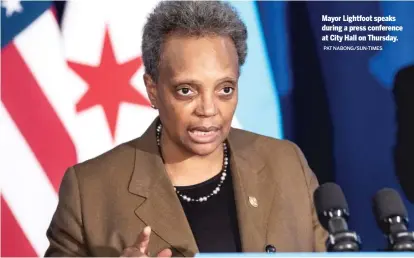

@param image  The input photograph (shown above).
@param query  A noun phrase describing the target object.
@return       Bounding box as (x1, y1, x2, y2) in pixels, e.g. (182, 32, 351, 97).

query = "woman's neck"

(159, 129, 224, 187)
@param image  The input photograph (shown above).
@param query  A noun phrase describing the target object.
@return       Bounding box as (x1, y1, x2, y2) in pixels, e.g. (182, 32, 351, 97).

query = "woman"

(45, 1, 327, 257)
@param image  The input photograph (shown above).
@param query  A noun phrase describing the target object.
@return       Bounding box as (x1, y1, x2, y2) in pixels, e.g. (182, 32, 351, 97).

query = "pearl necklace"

(156, 123, 228, 203)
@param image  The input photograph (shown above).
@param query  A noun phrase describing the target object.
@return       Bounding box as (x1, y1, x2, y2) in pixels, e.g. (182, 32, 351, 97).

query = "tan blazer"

(44, 119, 328, 257)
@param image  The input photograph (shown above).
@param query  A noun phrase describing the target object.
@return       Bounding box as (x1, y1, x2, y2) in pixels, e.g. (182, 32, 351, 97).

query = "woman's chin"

(186, 141, 223, 156)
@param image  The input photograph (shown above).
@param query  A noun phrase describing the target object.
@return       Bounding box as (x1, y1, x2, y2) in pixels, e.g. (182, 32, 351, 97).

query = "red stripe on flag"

(1, 197, 37, 257)
(1, 43, 77, 191)
(50, 6, 58, 22)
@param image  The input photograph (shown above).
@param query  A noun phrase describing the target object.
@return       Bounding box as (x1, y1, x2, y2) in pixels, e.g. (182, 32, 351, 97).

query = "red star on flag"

(68, 28, 150, 140)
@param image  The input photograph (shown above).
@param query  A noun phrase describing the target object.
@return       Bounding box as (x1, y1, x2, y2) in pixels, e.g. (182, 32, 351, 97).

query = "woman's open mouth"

(188, 126, 220, 143)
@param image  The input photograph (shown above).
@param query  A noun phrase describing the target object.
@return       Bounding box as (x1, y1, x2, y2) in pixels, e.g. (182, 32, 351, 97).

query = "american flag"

(1, 0, 282, 256)
(1, 0, 164, 255)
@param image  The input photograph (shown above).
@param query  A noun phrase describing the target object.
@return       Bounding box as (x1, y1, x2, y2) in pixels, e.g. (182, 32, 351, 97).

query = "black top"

(175, 167, 242, 253)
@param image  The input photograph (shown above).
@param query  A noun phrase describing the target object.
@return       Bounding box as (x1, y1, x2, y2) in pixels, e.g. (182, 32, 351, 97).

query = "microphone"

(372, 188, 414, 251)
(265, 244, 276, 253)
(313, 182, 362, 252)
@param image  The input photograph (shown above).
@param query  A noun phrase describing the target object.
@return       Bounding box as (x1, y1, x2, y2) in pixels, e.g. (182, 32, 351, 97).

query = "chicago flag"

(1, 0, 277, 256)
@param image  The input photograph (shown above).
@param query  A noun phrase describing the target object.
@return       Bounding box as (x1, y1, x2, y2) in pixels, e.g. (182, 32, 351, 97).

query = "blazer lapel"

(228, 130, 278, 252)
(128, 119, 199, 257)
(127, 121, 278, 255)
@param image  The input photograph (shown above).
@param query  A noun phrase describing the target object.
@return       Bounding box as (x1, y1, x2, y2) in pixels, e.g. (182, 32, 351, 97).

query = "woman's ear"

(143, 73, 158, 109)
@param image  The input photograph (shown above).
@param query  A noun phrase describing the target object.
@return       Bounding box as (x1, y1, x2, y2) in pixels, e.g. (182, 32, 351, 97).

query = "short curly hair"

(141, 1, 248, 81)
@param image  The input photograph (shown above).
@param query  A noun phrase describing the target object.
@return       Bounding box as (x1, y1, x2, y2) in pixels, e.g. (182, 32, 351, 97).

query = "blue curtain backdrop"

(52, 0, 414, 252)
(255, 1, 414, 251)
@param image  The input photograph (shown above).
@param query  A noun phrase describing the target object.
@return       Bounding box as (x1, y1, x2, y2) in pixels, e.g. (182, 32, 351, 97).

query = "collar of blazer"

(127, 118, 278, 256)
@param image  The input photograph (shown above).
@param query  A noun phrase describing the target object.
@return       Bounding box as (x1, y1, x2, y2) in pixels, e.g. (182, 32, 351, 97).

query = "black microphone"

(265, 244, 276, 253)
(313, 182, 362, 252)
(372, 188, 414, 251)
